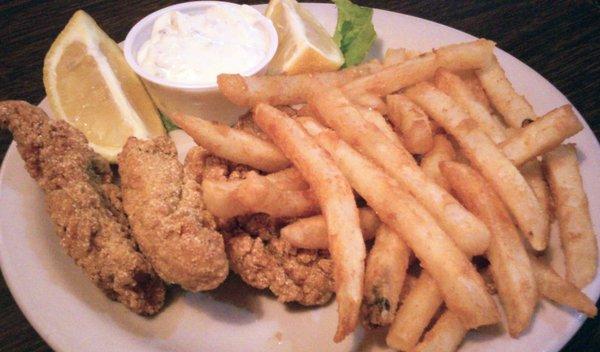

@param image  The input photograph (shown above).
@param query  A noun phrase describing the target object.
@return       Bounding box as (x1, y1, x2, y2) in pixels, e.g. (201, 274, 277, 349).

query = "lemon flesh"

(266, 0, 344, 75)
(44, 10, 164, 161)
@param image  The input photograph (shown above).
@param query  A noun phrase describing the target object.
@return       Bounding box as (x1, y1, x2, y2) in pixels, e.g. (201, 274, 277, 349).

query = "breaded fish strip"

(227, 234, 334, 306)
(0, 101, 165, 315)
(119, 137, 229, 291)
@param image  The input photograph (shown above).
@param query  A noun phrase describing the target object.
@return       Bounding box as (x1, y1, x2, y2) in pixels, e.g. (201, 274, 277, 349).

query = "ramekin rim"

(123, 1, 278, 90)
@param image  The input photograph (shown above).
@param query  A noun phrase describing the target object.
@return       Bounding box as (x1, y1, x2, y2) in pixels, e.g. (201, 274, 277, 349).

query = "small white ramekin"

(124, 1, 278, 125)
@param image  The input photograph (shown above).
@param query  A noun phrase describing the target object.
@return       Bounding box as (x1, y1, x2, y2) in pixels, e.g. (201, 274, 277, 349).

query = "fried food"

(0, 100, 165, 315)
(520, 159, 553, 222)
(476, 56, 536, 128)
(441, 161, 537, 337)
(342, 53, 438, 99)
(412, 310, 468, 352)
(202, 172, 319, 219)
(5, 25, 599, 351)
(217, 59, 382, 107)
(308, 84, 491, 257)
(386, 272, 443, 351)
(352, 93, 387, 114)
(543, 144, 598, 288)
(254, 103, 366, 342)
(202, 156, 335, 306)
(386, 93, 434, 154)
(500, 105, 582, 166)
(362, 225, 410, 328)
(227, 233, 334, 306)
(420, 134, 456, 191)
(264, 167, 309, 190)
(280, 208, 380, 250)
(297, 115, 329, 135)
(172, 113, 290, 172)
(356, 107, 401, 145)
(459, 70, 492, 111)
(435, 68, 507, 143)
(304, 123, 499, 329)
(342, 39, 495, 98)
(529, 255, 597, 317)
(119, 137, 228, 291)
(383, 47, 419, 66)
(405, 81, 550, 251)
(434, 39, 496, 71)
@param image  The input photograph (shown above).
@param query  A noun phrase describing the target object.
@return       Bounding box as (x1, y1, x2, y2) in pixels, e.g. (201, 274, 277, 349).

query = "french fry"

(352, 93, 388, 114)
(217, 60, 382, 107)
(281, 208, 380, 249)
(171, 113, 289, 172)
(503, 126, 518, 139)
(356, 107, 401, 145)
(342, 53, 437, 99)
(383, 47, 420, 66)
(520, 159, 552, 221)
(306, 127, 499, 329)
(435, 68, 507, 143)
(420, 134, 456, 191)
(308, 85, 490, 257)
(201, 172, 319, 219)
(476, 57, 536, 128)
(253, 104, 365, 342)
(264, 167, 308, 190)
(213, 40, 595, 348)
(405, 82, 550, 251)
(412, 310, 468, 352)
(460, 70, 492, 112)
(297, 116, 328, 135)
(543, 144, 598, 288)
(296, 104, 317, 117)
(441, 161, 537, 337)
(434, 39, 496, 71)
(529, 255, 597, 317)
(386, 94, 434, 154)
(362, 225, 411, 327)
(398, 274, 418, 302)
(500, 105, 583, 166)
(342, 39, 495, 98)
(387, 272, 443, 351)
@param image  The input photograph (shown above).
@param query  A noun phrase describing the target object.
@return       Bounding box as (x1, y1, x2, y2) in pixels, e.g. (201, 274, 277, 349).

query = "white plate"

(1, 3, 598, 352)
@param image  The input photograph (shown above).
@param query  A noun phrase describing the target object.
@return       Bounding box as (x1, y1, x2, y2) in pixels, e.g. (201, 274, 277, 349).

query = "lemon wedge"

(266, 0, 344, 75)
(43, 10, 164, 162)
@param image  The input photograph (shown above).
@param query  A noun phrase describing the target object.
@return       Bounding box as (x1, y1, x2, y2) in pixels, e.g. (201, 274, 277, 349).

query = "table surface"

(0, 0, 598, 351)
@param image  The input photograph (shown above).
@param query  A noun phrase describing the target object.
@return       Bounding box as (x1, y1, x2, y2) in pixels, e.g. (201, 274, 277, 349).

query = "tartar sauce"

(137, 4, 269, 85)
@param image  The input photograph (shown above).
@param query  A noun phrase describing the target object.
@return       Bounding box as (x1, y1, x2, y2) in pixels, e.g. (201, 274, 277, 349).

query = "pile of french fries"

(173, 38, 598, 351)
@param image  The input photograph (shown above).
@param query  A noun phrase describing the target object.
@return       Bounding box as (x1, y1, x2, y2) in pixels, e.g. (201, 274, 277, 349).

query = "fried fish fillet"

(203, 154, 334, 305)
(119, 137, 229, 291)
(227, 231, 334, 306)
(0, 101, 165, 315)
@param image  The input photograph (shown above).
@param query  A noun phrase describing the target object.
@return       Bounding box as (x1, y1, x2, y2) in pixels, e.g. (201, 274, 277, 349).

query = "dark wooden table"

(0, 0, 598, 351)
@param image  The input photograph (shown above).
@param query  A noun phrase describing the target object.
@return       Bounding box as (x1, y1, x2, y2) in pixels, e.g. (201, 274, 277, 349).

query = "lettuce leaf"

(159, 112, 179, 132)
(332, 0, 376, 67)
